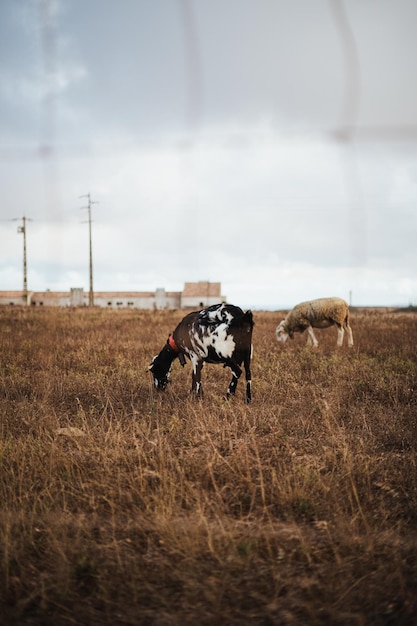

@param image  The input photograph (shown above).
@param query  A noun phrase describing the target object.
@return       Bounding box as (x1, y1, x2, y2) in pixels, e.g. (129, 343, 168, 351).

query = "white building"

(0, 282, 225, 310)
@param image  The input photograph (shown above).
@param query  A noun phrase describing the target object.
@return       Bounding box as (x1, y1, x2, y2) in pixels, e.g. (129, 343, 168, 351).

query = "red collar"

(168, 335, 179, 352)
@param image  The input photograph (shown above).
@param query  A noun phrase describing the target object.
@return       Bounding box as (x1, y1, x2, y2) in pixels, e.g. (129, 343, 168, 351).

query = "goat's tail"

(243, 310, 254, 330)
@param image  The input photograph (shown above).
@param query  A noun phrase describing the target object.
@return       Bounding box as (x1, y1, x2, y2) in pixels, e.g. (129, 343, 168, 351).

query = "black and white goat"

(149, 303, 254, 402)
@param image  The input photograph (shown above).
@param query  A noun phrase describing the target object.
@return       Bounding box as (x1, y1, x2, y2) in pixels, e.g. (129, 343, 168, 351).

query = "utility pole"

(80, 194, 98, 307)
(15, 216, 31, 304)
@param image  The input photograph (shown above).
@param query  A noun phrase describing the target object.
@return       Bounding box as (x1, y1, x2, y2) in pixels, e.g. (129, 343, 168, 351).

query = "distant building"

(0, 282, 226, 310)
(181, 282, 224, 308)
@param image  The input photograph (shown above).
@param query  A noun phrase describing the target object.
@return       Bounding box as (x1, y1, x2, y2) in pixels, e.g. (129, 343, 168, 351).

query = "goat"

(149, 303, 254, 402)
(276, 297, 354, 348)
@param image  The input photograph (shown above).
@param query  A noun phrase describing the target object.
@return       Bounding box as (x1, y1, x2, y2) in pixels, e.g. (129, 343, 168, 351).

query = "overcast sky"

(1, 0, 416, 309)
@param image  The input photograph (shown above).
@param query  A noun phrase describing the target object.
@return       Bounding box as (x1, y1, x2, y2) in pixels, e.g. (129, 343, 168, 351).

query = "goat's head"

(148, 353, 172, 391)
(276, 321, 292, 343)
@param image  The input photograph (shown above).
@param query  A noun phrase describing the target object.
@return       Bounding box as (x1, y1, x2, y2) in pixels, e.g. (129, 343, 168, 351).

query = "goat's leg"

(243, 352, 252, 403)
(225, 361, 242, 399)
(191, 360, 204, 398)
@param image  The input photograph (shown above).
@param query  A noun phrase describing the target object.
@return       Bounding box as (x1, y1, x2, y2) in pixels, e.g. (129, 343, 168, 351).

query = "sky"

(1, 0, 417, 310)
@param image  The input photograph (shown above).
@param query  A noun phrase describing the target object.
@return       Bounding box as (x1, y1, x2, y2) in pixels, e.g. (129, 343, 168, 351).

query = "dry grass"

(1, 306, 417, 625)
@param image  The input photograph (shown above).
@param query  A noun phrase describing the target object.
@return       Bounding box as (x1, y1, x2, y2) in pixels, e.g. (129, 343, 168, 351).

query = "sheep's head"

(276, 321, 292, 343)
(148, 354, 172, 391)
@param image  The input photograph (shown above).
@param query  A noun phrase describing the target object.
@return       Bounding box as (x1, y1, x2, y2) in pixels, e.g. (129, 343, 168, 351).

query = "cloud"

(1, 122, 416, 307)
(1, 1, 417, 309)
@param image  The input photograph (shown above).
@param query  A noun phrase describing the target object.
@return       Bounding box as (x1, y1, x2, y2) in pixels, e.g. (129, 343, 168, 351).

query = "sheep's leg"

(191, 360, 204, 398)
(336, 326, 345, 347)
(225, 361, 242, 399)
(346, 323, 354, 347)
(306, 326, 319, 347)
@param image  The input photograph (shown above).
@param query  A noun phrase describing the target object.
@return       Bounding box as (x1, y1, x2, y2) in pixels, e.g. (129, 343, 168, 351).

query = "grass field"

(1, 306, 416, 625)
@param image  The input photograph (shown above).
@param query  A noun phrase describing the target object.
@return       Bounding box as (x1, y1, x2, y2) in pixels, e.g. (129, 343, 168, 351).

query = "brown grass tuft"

(1, 307, 417, 624)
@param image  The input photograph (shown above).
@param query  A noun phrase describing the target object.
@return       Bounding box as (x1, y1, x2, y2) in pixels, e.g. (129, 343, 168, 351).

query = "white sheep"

(276, 297, 354, 348)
